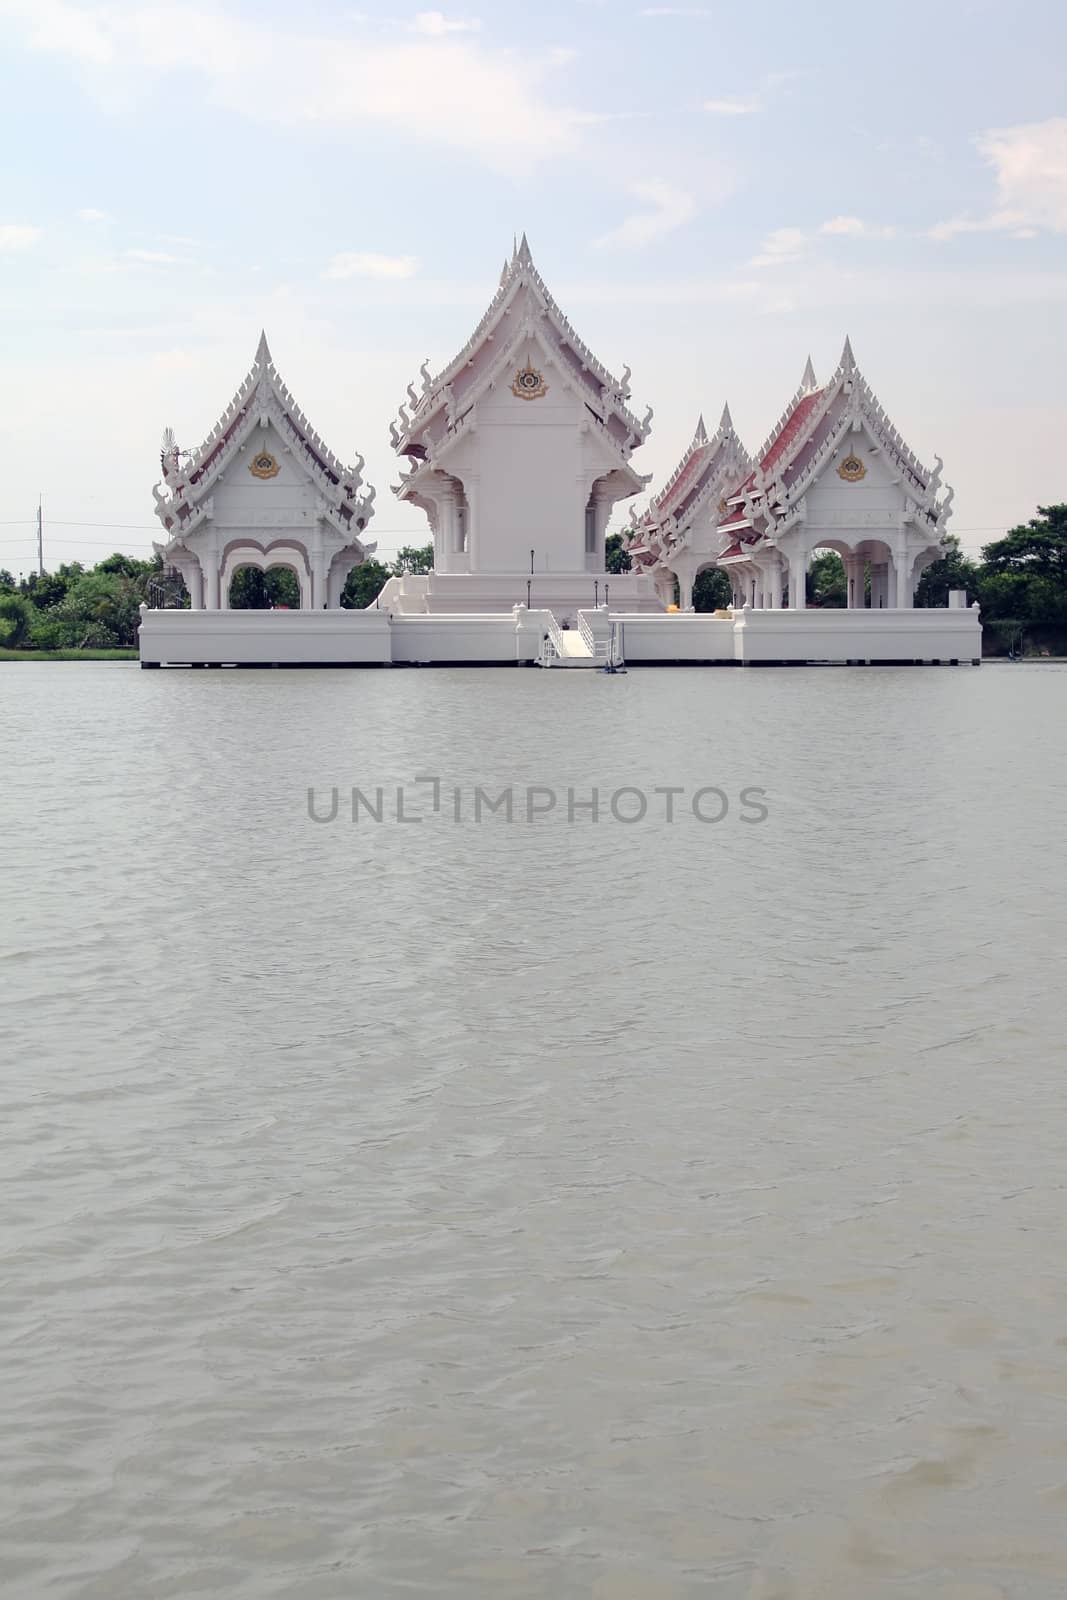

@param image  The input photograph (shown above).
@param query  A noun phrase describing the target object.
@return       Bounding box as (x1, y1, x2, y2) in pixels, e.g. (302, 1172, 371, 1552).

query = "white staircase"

(538, 612, 624, 669)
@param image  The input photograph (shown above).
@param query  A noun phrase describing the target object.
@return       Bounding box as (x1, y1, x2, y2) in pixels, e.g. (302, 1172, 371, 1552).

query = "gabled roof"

(718, 341, 952, 538)
(154, 333, 375, 542)
(641, 401, 749, 533)
(392, 236, 650, 467)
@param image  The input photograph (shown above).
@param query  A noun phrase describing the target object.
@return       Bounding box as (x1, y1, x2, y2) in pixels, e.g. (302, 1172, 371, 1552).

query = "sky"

(0, 0, 1065, 573)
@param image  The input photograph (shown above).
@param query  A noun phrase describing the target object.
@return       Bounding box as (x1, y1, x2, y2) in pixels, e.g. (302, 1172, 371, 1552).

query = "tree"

(915, 534, 979, 608)
(228, 567, 301, 610)
(605, 532, 632, 574)
(808, 550, 846, 607)
(982, 505, 1067, 583)
(342, 559, 392, 609)
(0, 593, 33, 647)
(0, 570, 15, 592)
(693, 567, 731, 611)
(391, 543, 434, 575)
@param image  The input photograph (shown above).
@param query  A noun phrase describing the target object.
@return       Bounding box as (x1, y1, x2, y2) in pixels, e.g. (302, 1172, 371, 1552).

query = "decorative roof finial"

(840, 335, 856, 373)
(517, 232, 532, 266)
(255, 329, 272, 368)
(718, 400, 733, 434)
(800, 354, 818, 393)
(694, 413, 708, 445)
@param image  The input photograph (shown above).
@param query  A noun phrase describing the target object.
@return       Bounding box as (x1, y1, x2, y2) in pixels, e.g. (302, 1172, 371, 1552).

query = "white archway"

(221, 543, 311, 609)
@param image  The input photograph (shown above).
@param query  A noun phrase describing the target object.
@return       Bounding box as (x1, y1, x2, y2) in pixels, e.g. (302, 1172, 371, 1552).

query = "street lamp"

(594, 579, 599, 608)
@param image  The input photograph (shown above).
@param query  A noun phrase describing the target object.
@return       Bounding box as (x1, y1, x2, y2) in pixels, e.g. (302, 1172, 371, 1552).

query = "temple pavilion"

(152, 333, 376, 609)
(378, 234, 661, 615)
(629, 341, 952, 610)
(626, 404, 752, 610)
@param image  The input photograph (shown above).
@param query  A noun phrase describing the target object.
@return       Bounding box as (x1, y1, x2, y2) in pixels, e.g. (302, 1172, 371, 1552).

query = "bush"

(0, 593, 33, 648)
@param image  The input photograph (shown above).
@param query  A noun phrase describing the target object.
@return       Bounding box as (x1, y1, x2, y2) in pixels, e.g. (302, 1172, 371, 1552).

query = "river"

(2, 661, 1066, 1598)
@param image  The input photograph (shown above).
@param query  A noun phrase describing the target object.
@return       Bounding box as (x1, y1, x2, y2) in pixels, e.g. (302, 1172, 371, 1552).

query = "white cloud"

(0, 1, 581, 174)
(408, 10, 479, 33)
(751, 226, 806, 267)
(125, 248, 180, 264)
(77, 207, 110, 223)
(704, 97, 760, 116)
(931, 118, 1067, 240)
(596, 182, 697, 249)
(324, 252, 420, 281)
(0, 222, 42, 251)
(821, 216, 897, 239)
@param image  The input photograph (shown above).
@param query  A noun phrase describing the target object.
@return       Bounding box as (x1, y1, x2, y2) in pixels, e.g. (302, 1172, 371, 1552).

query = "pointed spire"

(800, 354, 818, 393)
(517, 231, 533, 266)
(693, 413, 708, 445)
(839, 335, 856, 373)
(254, 329, 272, 369)
(718, 400, 734, 434)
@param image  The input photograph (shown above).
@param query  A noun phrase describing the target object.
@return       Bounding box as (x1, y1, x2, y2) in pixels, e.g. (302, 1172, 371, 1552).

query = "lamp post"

(594, 579, 599, 608)
(605, 582, 610, 610)
(526, 577, 531, 608)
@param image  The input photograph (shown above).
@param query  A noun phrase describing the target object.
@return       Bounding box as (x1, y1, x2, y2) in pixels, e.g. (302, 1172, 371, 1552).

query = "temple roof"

(719, 341, 952, 538)
(391, 236, 650, 472)
(153, 332, 375, 544)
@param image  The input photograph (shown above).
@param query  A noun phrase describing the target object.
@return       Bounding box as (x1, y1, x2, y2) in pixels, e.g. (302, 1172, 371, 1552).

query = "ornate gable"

(391, 236, 651, 472)
(154, 333, 376, 543)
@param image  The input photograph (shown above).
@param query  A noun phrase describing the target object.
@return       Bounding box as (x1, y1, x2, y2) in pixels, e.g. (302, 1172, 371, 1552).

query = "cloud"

(77, 207, 110, 223)
(324, 252, 420, 281)
(820, 216, 897, 239)
(0, 222, 42, 251)
(751, 226, 806, 267)
(596, 182, 697, 249)
(408, 10, 479, 33)
(931, 118, 1067, 240)
(704, 97, 760, 116)
(0, 1, 582, 174)
(125, 248, 181, 264)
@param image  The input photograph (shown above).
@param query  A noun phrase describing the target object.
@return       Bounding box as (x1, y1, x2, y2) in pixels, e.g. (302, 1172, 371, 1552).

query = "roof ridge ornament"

(840, 335, 856, 374)
(800, 354, 818, 393)
(694, 413, 708, 445)
(718, 401, 733, 435)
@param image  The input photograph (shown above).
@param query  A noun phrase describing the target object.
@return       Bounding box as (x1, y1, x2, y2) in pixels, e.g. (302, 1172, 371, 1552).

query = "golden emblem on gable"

(249, 451, 280, 480)
(511, 365, 549, 401)
(837, 452, 867, 483)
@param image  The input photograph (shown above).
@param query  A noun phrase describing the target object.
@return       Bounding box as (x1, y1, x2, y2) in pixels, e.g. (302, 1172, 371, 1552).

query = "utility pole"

(36, 495, 44, 577)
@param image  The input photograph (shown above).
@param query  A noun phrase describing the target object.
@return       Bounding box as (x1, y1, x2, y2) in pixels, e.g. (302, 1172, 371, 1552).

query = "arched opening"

(692, 561, 732, 612)
(221, 544, 311, 609)
(228, 564, 302, 610)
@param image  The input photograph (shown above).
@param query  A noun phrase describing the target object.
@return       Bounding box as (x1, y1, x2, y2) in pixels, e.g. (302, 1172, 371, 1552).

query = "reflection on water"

(2, 662, 1066, 1599)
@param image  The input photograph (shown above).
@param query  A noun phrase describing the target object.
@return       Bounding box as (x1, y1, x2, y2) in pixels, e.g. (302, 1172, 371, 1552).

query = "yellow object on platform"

(666, 603, 680, 612)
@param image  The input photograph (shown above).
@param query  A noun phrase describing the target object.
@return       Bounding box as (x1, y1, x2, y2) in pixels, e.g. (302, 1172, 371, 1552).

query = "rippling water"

(2, 661, 1067, 1599)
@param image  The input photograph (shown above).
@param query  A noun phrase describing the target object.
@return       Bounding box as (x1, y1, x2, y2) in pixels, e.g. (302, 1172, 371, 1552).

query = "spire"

(839, 335, 856, 374)
(718, 400, 734, 434)
(254, 329, 272, 369)
(516, 231, 533, 266)
(693, 413, 708, 445)
(800, 354, 818, 393)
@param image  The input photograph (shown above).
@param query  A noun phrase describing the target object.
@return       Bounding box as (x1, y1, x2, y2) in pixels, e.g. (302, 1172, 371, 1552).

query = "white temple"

(141, 240, 981, 668)
(629, 342, 952, 613)
(152, 333, 376, 610)
(378, 234, 660, 616)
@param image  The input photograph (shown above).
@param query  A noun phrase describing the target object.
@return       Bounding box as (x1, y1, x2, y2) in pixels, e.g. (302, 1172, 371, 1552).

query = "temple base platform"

(139, 604, 982, 668)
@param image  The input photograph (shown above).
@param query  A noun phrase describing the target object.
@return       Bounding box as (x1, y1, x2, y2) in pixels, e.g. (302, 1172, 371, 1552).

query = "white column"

(187, 563, 204, 610)
(465, 476, 480, 572)
(678, 572, 694, 611)
(790, 555, 806, 610)
(768, 562, 783, 609)
(205, 546, 220, 610)
(845, 555, 861, 609)
(896, 552, 913, 608)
